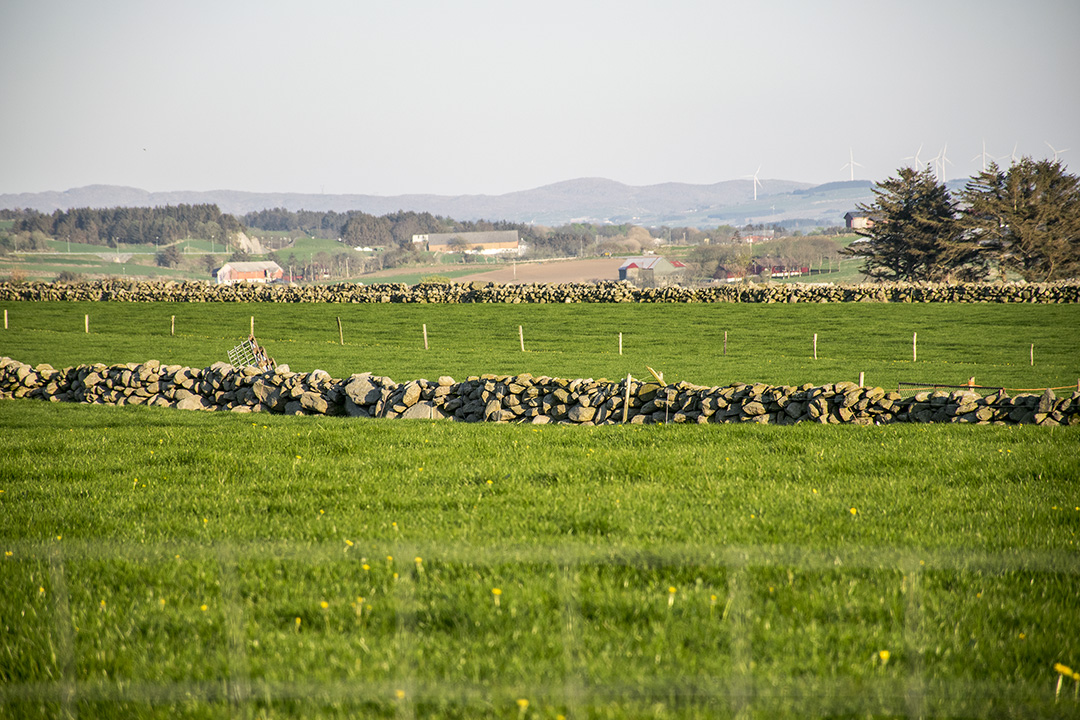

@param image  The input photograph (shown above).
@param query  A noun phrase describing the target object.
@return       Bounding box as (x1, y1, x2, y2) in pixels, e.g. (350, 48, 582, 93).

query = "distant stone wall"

(1, 279, 1078, 304)
(2, 357, 1075, 426)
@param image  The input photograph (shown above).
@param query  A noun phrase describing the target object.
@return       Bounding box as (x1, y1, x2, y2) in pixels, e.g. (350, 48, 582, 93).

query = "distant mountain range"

(1, 177, 896, 229)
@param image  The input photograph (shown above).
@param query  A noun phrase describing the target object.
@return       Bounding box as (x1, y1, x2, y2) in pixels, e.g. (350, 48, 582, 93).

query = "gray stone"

(401, 381, 422, 407)
(300, 391, 329, 414)
(742, 401, 767, 416)
(345, 374, 381, 406)
(568, 404, 596, 423)
(177, 395, 212, 411)
(1037, 388, 1056, 414)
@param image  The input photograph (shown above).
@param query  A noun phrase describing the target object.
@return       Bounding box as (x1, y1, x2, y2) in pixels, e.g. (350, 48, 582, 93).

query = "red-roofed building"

(617, 256, 687, 287)
(215, 261, 284, 285)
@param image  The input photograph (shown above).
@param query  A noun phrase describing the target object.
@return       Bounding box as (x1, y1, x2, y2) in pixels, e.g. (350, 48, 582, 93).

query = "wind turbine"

(743, 166, 763, 201)
(903, 144, 924, 169)
(841, 148, 863, 181)
(932, 144, 954, 183)
(1046, 141, 1070, 162)
(972, 139, 993, 173)
(997, 143, 1020, 166)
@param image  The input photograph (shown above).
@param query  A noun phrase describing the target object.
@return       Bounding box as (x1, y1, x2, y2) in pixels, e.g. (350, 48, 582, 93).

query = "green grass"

(2, 301, 1080, 718)
(0, 402, 1078, 718)
(283, 236, 355, 256)
(359, 267, 496, 286)
(1, 302, 1077, 392)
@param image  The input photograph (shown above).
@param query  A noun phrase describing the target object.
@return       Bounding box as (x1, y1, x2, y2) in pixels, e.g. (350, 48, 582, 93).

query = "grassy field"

(1, 301, 1079, 718)
(1, 302, 1077, 392)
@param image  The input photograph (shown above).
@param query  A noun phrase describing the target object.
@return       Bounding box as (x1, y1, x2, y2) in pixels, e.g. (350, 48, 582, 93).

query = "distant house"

(748, 263, 810, 279)
(618, 257, 687, 287)
(412, 230, 521, 255)
(215, 261, 284, 285)
(712, 265, 747, 283)
(844, 211, 875, 230)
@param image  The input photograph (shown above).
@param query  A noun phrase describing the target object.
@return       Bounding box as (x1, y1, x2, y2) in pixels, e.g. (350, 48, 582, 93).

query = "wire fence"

(4, 539, 1079, 718)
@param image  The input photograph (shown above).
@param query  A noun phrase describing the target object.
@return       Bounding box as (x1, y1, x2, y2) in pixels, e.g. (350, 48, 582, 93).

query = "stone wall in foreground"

(1, 279, 1078, 304)
(2, 357, 1076, 426)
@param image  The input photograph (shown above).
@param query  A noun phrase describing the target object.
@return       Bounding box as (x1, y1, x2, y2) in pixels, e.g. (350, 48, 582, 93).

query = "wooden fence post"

(723, 330, 727, 357)
(171, 315, 175, 336)
(423, 324, 429, 350)
(622, 374, 631, 423)
(813, 333, 817, 360)
(3, 309, 6, 330)
(859, 371, 864, 387)
(1030, 343, 1034, 366)
(913, 331, 917, 363)
(519, 325, 524, 352)
(968, 376, 975, 390)
(619, 332, 623, 356)
(84, 314, 89, 334)
(337, 317, 344, 346)
(250, 316, 254, 337)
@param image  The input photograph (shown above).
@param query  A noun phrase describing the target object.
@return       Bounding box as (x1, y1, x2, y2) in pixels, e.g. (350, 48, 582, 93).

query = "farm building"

(712, 265, 747, 283)
(844, 211, 875, 230)
(412, 230, 521, 255)
(617, 256, 687, 287)
(215, 261, 284, 285)
(748, 263, 811, 279)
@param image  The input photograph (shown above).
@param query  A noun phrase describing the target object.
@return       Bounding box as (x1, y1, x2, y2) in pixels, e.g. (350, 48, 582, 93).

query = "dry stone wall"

(3, 357, 1076, 427)
(1, 279, 1078, 304)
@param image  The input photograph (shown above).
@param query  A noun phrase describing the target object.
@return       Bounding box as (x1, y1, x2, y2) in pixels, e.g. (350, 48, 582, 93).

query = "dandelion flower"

(850, 507, 857, 516)
(320, 601, 329, 610)
(200, 604, 208, 612)
(39, 586, 46, 595)
(362, 564, 371, 571)
(492, 588, 502, 607)
(1055, 663, 1075, 676)
(4, 551, 12, 557)
(414, 556, 422, 564)
(395, 689, 406, 700)
(879, 650, 890, 664)
(344, 539, 354, 547)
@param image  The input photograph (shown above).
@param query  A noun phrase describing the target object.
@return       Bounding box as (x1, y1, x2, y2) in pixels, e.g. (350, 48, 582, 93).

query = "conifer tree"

(843, 167, 979, 280)
(960, 158, 1080, 281)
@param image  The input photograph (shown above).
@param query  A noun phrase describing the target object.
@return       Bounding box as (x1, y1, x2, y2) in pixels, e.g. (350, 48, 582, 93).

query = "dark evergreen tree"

(843, 167, 981, 280)
(155, 245, 183, 268)
(960, 158, 1080, 281)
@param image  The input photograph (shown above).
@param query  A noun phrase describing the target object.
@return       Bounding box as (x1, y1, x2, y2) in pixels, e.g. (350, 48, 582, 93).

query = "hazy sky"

(2, 0, 1077, 196)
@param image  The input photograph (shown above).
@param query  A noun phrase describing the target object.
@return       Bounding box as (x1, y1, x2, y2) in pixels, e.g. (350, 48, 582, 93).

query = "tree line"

(846, 158, 1080, 282)
(7, 205, 244, 248)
